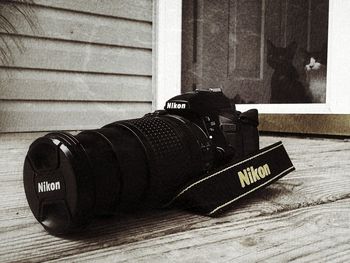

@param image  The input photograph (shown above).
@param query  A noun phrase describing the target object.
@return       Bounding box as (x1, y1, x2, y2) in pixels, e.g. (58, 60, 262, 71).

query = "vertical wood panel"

(264, 0, 286, 102)
(285, 0, 309, 49)
(225, 0, 266, 103)
(229, 0, 263, 79)
(197, 0, 229, 89)
(265, 0, 285, 46)
(181, 0, 195, 93)
(310, 0, 329, 51)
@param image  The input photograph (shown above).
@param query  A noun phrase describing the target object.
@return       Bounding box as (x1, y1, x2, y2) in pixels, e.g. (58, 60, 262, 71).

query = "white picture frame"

(154, 0, 350, 115)
(152, 0, 183, 111)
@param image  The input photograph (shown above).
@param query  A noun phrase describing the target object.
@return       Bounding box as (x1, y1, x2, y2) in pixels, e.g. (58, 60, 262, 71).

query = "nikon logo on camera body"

(237, 164, 271, 188)
(38, 181, 61, 193)
(166, 102, 187, 109)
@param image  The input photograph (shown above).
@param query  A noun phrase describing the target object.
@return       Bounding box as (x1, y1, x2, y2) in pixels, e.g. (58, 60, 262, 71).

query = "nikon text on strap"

(166, 142, 295, 216)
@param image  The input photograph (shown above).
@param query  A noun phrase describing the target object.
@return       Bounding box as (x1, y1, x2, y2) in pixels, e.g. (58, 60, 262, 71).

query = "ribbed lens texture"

(128, 117, 184, 159)
(125, 116, 193, 204)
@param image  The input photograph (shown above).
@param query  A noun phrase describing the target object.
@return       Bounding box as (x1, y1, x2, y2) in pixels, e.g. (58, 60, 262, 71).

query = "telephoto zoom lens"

(23, 112, 215, 235)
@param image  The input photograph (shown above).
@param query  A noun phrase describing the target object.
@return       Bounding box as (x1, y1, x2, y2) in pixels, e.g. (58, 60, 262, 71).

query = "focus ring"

(124, 116, 193, 205)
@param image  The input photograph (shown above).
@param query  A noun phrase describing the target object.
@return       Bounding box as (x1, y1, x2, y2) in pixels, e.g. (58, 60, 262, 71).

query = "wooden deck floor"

(0, 132, 349, 262)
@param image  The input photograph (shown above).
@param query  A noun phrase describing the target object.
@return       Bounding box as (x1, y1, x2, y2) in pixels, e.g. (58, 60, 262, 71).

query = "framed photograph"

(155, 0, 350, 136)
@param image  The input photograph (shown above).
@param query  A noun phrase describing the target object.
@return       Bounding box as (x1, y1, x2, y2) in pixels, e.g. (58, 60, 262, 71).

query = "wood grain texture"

(0, 101, 151, 132)
(32, 0, 153, 22)
(0, 68, 152, 101)
(0, 5, 152, 48)
(1, 35, 152, 75)
(51, 200, 350, 263)
(0, 134, 349, 262)
(0, 0, 153, 132)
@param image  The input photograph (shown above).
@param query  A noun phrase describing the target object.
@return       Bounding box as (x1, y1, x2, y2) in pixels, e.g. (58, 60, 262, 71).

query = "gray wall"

(0, 0, 153, 132)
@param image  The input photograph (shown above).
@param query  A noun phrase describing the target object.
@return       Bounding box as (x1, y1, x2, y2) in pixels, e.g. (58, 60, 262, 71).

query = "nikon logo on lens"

(37, 181, 61, 193)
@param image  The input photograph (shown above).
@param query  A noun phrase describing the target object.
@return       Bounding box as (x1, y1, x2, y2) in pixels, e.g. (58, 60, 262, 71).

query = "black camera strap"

(166, 141, 295, 216)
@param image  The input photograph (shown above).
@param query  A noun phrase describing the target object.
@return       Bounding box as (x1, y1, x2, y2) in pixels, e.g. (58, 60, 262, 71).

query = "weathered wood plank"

(0, 5, 152, 48)
(0, 101, 151, 132)
(259, 114, 350, 136)
(0, 35, 152, 75)
(1, 135, 348, 211)
(0, 69, 152, 101)
(32, 0, 153, 22)
(49, 200, 350, 263)
(0, 135, 348, 262)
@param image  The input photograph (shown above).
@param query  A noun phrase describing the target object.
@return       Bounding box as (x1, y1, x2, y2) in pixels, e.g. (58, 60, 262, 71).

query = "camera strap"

(166, 141, 295, 216)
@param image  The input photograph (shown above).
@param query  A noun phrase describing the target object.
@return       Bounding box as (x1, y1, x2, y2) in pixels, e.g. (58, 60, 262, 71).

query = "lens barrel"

(24, 114, 214, 234)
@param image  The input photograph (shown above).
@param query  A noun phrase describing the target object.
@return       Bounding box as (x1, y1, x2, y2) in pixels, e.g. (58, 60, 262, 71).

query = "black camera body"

(23, 89, 259, 235)
(164, 89, 259, 164)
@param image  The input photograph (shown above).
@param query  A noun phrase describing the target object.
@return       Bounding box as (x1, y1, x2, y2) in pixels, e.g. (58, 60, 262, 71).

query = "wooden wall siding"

(0, 101, 151, 131)
(0, 69, 152, 102)
(0, 0, 153, 132)
(0, 4, 152, 48)
(32, 0, 153, 22)
(1, 36, 152, 75)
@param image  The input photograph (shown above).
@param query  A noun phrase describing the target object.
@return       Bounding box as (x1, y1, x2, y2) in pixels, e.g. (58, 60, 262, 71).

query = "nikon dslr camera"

(24, 89, 259, 234)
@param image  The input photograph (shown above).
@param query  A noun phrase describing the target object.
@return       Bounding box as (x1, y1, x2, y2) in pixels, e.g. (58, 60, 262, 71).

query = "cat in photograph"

(302, 44, 327, 103)
(267, 40, 310, 103)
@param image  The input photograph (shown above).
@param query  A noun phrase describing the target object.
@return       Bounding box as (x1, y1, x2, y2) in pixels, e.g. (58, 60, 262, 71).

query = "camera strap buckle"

(166, 141, 295, 216)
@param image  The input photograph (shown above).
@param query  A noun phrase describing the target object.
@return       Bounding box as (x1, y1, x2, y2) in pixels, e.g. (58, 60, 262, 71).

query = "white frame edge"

(326, 0, 350, 114)
(155, 0, 350, 114)
(153, 0, 182, 110)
